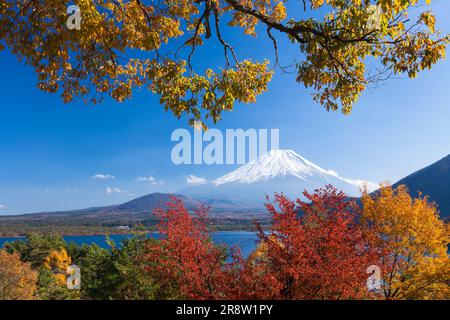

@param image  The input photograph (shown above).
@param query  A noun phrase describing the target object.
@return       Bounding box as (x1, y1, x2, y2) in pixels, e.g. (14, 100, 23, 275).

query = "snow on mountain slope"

(214, 149, 337, 185)
(181, 150, 376, 207)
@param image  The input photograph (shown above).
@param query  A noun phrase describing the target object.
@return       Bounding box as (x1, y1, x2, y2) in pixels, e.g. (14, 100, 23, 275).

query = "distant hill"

(0, 193, 200, 225)
(115, 193, 199, 212)
(0, 149, 370, 234)
(0, 191, 268, 236)
(394, 155, 450, 219)
(2, 150, 449, 236)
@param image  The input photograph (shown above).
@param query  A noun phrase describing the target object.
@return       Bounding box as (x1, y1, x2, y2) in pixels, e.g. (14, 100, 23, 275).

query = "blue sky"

(1, 1, 450, 214)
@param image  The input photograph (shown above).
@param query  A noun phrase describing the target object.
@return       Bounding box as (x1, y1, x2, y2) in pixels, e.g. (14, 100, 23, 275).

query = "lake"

(0, 231, 259, 258)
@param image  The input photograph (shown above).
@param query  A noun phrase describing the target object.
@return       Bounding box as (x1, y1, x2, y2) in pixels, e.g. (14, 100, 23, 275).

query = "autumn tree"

(252, 186, 377, 299)
(43, 248, 72, 286)
(0, 250, 38, 300)
(5, 233, 66, 268)
(143, 198, 234, 299)
(227, 236, 284, 300)
(1, 1, 448, 126)
(5, 234, 79, 299)
(361, 184, 450, 300)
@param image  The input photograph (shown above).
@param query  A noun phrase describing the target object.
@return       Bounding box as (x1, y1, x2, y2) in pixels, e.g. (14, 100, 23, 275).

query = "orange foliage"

(0, 250, 38, 300)
(362, 184, 450, 300)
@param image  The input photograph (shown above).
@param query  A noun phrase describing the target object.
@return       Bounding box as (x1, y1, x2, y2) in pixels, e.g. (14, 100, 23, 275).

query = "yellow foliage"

(270, 2, 287, 22)
(0, 250, 38, 300)
(0, 0, 447, 123)
(44, 248, 72, 286)
(362, 184, 450, 300)
(248, 235, 283, 262)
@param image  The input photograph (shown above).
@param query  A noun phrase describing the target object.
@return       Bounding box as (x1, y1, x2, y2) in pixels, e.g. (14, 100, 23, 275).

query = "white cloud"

(186, 174, 208, 185)
(106, 187, 121, 194)
(93, 174, 115, 180)
(342, 178, 379, 193)
(326, 170, 378, 193)
(134, 176, 163, 185)
(0, 204, 6, 209)
(105, 187, 134, 196)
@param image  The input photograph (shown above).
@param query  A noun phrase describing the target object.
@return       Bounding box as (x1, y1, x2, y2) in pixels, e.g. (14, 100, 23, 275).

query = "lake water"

(0, 232, 259, 258)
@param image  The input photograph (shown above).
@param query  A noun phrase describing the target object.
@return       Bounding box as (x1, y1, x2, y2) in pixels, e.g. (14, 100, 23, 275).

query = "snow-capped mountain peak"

(180, 149, 377, 206)
(213, 149, 333, 185)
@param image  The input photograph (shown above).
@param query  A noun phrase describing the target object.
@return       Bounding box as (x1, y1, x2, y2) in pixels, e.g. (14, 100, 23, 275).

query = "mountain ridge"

(393, 154, 450, 218)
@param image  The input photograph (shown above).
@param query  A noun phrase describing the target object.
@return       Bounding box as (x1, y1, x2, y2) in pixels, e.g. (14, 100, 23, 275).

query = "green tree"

(73, 236, 159, 300)
(5, 233, 66, 268)
(5, 234, 79, 300)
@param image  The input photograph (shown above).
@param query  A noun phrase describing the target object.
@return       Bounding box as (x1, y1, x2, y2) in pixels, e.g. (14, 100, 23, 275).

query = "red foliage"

(143, 187, 378, 300)
(255, 185, 377, 299)
(143, 197, 232, 299)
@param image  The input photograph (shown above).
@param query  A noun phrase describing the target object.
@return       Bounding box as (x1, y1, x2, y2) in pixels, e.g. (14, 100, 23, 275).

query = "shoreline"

(0, 229, 259, 238)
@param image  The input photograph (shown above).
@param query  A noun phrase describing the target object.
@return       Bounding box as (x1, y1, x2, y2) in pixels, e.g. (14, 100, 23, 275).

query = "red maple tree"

(143, 187, 379, 300)
(143, 197, 232, 299)
(254, 185, 377, 299)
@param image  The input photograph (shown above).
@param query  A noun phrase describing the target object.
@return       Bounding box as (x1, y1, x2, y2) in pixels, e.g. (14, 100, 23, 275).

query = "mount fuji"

(181, 149, 376, 208)
(0, 149, 378, 234)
